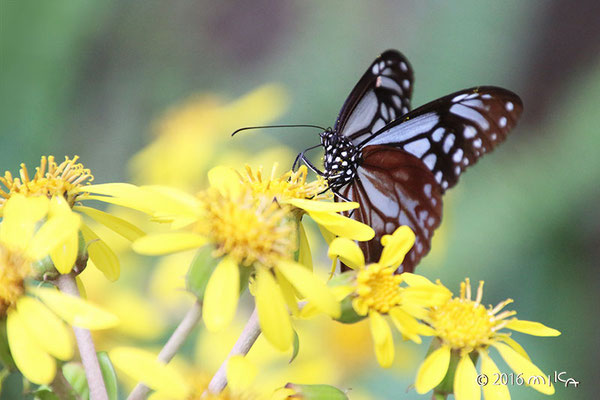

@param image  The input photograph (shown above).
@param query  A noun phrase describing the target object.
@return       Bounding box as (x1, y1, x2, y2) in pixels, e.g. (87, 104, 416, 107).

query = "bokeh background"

(2, 1, 599, 399)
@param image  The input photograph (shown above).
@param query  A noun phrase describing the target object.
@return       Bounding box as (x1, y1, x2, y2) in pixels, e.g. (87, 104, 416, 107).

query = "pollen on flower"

(354, 263, 404, 314)
(241, 164, 330, 202)
(0, 243, 29, 316)
(428, 278, 516, 353)
(198, 186, 296, 268)
(0, 156, 94, 208)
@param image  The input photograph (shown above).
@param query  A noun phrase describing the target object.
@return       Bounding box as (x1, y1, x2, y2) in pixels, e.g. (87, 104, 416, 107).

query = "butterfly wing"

(334, 50, 414, 145)
(363, 86, 523, 191)
(338, 145, 443, 272)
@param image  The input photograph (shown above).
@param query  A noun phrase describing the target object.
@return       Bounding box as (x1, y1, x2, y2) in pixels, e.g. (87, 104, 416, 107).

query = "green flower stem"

(432, 393, 447, 400)
(206, 307, 260, 394)
(56, 273, 108, 400)
(127, 300, 203, 400)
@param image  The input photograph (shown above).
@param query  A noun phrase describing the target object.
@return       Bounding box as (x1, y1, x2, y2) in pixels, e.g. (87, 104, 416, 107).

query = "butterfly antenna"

(231, 124, 327, 136)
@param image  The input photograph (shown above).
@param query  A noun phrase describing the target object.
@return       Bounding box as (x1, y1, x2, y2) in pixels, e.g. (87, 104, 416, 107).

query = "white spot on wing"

(452, 148, 464, 163)
(432, 127, 444, 142)
(450, 104, 490, 130)
(435, 171, 442, 183)
(378, 76, 402, 93)
(402, 79, 410, 90)
(372, 118, 386, 133)
(366, 113, 439, 146)
(392, 95, 402, 108)
(499, 116, 507, 128)
(452, 93, 468, 103)
(423, 153, 436, 170)
(404, 138, 431, 157)
(400, 61, 408, 72)
(380, 104, 389, 120)
(506, 102, 514, 111)
(473, 138, 482, 148)
(372, 64, 380, 74)
(443, 134, 455, 153)
(463, 126, 476, 139)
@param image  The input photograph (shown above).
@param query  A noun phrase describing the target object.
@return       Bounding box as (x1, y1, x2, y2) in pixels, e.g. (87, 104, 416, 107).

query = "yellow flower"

(133, 166, 343, 351)
(413, 278, 561, 399)
(327, 226, 447, 368)
(110, 347, 266, 400)
(0, 155, 148, 280)
(0, 195, 118, 385)
(241, 164, 375, 268)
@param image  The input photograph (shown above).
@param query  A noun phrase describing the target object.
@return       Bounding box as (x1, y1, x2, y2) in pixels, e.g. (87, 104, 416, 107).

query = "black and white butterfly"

(299, 50, 523, 272)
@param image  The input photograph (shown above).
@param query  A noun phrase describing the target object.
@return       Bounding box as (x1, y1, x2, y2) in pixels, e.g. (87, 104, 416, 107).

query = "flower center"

(355, 264, 404, 314)
(428, 279, 513, 353)
(0, 156, 94, 209)
(0, 244, 29, 316)
(198, 187, 296, 268)
(241, 165, 330, 202)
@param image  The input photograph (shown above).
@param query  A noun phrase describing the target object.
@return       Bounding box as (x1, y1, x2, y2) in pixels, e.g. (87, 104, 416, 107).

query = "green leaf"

(186, 246, 220, 300)
(289, 330, 300, 364)
(334, 296, 365, 324)
(285, 383, 348, 399)
(32, 389, 60, 400)
(62, 362, 89, 400)
(97, 352, 118, 400)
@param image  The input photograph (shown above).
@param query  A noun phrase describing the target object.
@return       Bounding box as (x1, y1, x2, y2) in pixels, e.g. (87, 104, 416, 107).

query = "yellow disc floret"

(428, 279, 515, 353)
(198, 187, 296, 268)
(0, 156, 93, 208)
(0, 243, 30, 316)
(241, 164, 330, 202)
(353, 264, 404, 314)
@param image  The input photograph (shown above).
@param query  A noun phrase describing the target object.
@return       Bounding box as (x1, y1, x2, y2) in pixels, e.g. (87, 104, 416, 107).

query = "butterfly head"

(320, 129, 360, 190)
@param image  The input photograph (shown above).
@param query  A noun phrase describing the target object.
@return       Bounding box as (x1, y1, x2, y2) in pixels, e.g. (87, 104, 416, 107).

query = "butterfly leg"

(293, 144, 322, 171)
(332, 190, 355, 217)
(300, 153, 325, 176)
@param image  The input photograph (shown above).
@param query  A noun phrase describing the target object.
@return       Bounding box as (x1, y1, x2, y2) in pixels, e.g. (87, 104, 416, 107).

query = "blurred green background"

(1, 1, 599, 399)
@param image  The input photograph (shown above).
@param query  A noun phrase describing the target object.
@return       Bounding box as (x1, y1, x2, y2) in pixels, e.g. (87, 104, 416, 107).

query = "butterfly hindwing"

(338, 145, 443, 273)
(334, 50, 414, 146)
(364, 86, 523, 191)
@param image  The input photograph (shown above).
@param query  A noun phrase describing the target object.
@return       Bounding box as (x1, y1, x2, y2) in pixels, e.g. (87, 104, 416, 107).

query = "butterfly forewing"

(334, 50, 414, 146)
(338, 146, 443, 273)
(364, 86, 523, 191)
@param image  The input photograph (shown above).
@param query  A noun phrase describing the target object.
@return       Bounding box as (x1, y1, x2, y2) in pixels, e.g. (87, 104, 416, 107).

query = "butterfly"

(299, 50, 523, 273)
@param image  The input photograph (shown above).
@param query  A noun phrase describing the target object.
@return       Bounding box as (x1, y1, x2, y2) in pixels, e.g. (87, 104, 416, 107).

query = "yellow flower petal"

(203, 257, 239, 332)
(317, 223, 336, 245)
(388, 307, 426, 343)
(109, 347, 189, 398)
(208, 166, 242, 198)
(34, 287, 119, 330)
(454, 355, 480, 400)
(227, 355, 257, 394)
(7, 309, 56, 385)
(284, 198, 359, 212)
(369, 311, 394, 368)
(132, 233, 207, 255)
(400, 272, 436, 287)
(17, 297, 74, 361)
(379, 226, 415, 267)
(0, 195, 49, 249)
(493, 342, 554, 395)
(48, 195, 71, 215)
(298, 223, 313, 270)
(50, 230, 79, 274)
(327, 237, 365, 270)
(308, 211, 375, 241)
(505, 319, 560, 337)
(480, 350, 510, 400)
(275, 269, 299, 315)
(26, 211, 81, 262)
(78, 183, 158, 213)
(498, 335, 531, 361)
(277, 260, 340, 318)
(74, 205, 145, 241)
(80, 223, 120, 281)
(415, 345, 451, 394)
(255, 267, 293, 351)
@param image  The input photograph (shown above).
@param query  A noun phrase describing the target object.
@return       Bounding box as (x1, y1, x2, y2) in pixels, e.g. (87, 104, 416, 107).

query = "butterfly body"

(304, 50, 523, 272)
